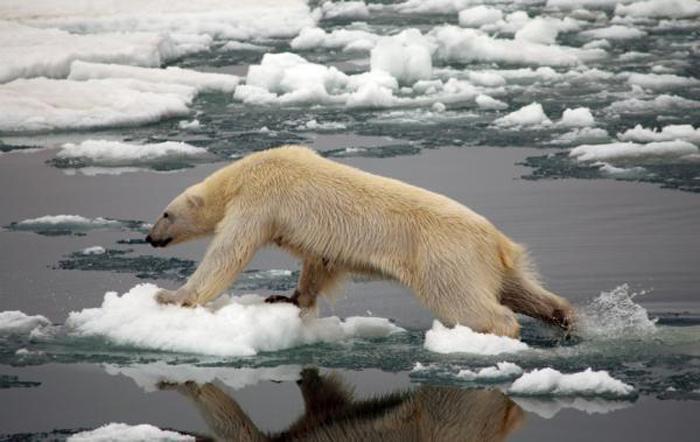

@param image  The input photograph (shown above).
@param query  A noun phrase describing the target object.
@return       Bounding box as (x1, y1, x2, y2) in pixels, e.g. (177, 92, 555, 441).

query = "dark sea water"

(1, 0, 699, 440)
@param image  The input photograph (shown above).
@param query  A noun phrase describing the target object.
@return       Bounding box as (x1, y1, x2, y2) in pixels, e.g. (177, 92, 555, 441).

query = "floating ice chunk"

(68, 423, 193, 442)
(67, 284, 404, 357)
(457, 362, 524, 382)
(5, 0, 316, 42)
(514, 18, 579, 45)
(458, 6, 503, 27)
(570, 140, 698, 162)
(370, 29, 433, 84)
(583, 39, 612, 49)
(320, 1, 370, 20)
(68, 61, 240, 93)
(393, 0, 476, 14)
(301, 119, 347, 131)
(509, 368, 635, 398)
(618, 124, 700, 144)
(57, 140, 208, 169)
(0, 21, 204, 83)
(220, 41, 270, 51)
(514, 397, 633, 419)
(547, 0, 632, 10)
(468, 71, 506, 87)
(615, 0, 700, 19)
(607, 94, 700, 114)
(476, 94, 508, 110)
(81, 246, 106, 256)
(8, 215, 126, 236)
(0, 78, 193, 133)
(430, 26, 605, 67)
(559, 107, 595, 127)
(579, 25, 646, 40)
(626, 72, 700, 90)
(424, 320, 528, 355)
(105, 362, 301, 392)
(493, 102, 552, 127)
(178, 119, 201, 130)
(597, 163, 647, 178)
(291, 27, 380, 52)
(0, 311, 50, 335)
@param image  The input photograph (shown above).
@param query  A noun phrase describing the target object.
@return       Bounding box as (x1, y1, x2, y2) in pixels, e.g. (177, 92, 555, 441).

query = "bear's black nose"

(145, 235, 153, 245)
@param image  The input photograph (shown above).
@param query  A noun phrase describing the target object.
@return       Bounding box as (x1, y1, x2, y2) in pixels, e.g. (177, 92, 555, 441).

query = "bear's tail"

(498, 239, 575, 334)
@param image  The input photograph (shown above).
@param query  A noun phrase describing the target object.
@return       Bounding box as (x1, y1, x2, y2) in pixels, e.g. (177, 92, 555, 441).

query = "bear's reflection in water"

(161, 368, 524, 442)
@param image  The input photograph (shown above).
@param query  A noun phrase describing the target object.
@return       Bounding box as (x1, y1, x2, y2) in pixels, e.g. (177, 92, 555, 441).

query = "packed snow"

(509, 368, 635, 398)
(423, 320, 529, 355)
(68, 423, 193, 442)
(67, 284, 404, 357)
(57, 140, 209, 168)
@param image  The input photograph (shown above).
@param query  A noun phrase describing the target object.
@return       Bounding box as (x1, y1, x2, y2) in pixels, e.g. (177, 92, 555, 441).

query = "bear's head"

(146, 184, 213, 247)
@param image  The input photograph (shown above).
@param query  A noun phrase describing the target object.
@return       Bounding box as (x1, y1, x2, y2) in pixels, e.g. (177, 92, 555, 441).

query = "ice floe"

(570, 140, 698, 162)
(615, 0, 700, 19)
(508, 368, 635, 398)
(457, 362, 524, 382)
(319, 1, 370, 20)
(370, 29, 433, 84)
(290, 27, 380, 52)
(55, 140, 209, 171)
(423, 320, 529, 355)
(617, 124, 700, 144)
(0, 78, 193, 133)
(493, 102, 552, 127)
(607, 94, 700, 114)
(579, 25, 647, 40)
(68, 423, 193, 442)
(458, 6, 503, 28)
(68, 61, 240, 93)
(81, 246, 106, 256)
(0, 311, 50, 334)
(559, 107, 595, 127)
(6, 215, 147, 236)
(625, 72, 700, 90)
(66, 284, 404, 357)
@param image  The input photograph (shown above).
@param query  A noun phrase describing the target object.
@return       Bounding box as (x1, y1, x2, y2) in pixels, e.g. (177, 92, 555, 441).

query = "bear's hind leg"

(266, 257, 343, 310)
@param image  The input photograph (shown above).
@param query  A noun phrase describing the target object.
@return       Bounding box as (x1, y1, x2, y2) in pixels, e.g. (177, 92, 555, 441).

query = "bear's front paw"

(264, 294, 298, 306)
(156, 288, 196, 307)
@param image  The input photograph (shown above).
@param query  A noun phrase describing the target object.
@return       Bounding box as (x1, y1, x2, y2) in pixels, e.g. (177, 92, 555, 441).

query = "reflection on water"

(163, 368, 522, 442)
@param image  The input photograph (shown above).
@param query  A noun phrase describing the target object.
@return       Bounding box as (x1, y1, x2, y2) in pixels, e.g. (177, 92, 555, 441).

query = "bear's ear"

(186, 194, 204, 209)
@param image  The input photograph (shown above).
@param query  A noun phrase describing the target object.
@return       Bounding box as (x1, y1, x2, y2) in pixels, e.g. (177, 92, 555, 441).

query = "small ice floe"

(219, 41, 270, 52)
(558, 107, 595, 128)
(424, 320, 528, 355)
(607, 94, 700, 114)
(0, 311, 50, 335)
(68, 61, 240, 93)
(551, 127, 610, 145)
(6, 215, 133, 236)
(508, 368, 635, 398)
(493, 102, 552, 128)
(457, 362, 524, 382)
(370, 29, 433, 84)
(178, 119, 201, 130)
(67, 284, 404, 357)
(301, 119, 348, 131)
(615, 0, 700, 19)
(319, 1, 370, 20)
(68, 423, 193, 441)
(81, 246, 106, 256)
(626, 72, 700, 90)
(476, 94, 508, 110)
(291, 27, 380, 52)
(569, 140, 698, 163)
(618, 124, 700, 144)
(579, 25, 647, 40)
(458, 6, 504, 28)
(55, 140, 209, 172)
(105, 362, 301, 392)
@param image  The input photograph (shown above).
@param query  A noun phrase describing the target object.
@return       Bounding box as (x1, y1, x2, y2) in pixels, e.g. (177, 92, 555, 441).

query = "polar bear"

(146, 145, 574, 338)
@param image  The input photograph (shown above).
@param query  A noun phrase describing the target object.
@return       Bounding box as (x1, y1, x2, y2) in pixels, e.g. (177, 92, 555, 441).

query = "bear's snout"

(145, 234, 172, 248)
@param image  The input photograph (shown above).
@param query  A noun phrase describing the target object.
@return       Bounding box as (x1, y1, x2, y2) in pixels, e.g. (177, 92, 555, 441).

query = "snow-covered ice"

(423, 320, 529, 355)
(559, 107, 595, 127)
(68, 423, 193, 442)
(570, 140, 698, 162)
(509, 368, 635, 398)
(458, 6, 503, 28)
(615, 0, 700, 19)
(66, 284, 404, 357)
(81, 246, 106, 256)
(626, 72, 700, 90)
(370, 30, 433, 84)
(0, 311, 50, 334)
(493, 102, 552, 127)
(617, 124, 700, 144)
(457, 362, 524, 382)
(57, 140, 209, 168)
(579, 25, 646, 40)
(319, 1, 370, 20)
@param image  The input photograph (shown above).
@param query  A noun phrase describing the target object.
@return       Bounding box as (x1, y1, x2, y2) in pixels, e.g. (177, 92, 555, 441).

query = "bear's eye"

(163, 212, 170, 219)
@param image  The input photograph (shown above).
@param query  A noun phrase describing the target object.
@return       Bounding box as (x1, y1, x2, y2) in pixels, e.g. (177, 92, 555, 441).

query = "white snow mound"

(67, 284, 404, 357)
(424, 320, 528, 355)
(68, 423, 193, 441)
(509, 368, 635, 397)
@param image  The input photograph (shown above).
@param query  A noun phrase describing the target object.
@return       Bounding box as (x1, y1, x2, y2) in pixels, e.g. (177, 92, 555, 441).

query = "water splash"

(578, 284, 657, 339)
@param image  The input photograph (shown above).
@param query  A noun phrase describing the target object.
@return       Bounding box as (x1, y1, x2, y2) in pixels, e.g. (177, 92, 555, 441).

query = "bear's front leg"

(156, 287, 197, 307)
